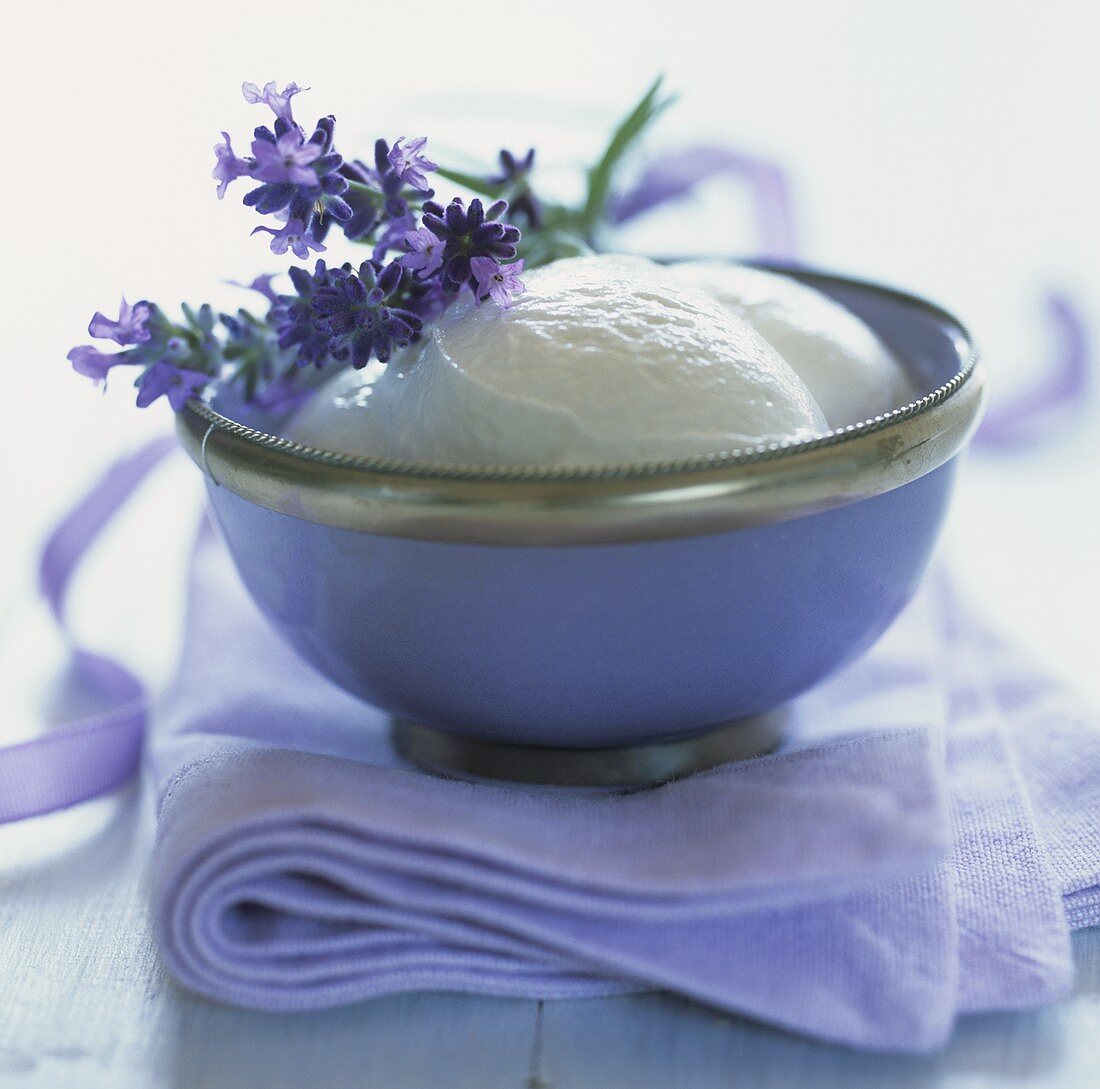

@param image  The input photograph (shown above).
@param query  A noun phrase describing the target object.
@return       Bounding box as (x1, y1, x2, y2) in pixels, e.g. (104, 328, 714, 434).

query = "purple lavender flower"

(69, 297, 284, 408)
(88, 298, 152, 346)
(69, 297, 157, 384)
(488, 148, 541, 227)
(419, 197, 522, 295)
(271, 260, 340, 368)
(490, 147, 535, 183)
(249, 130, 321, 187)
(242, 81, 305, 124)
(470, 257, 525, 308)
(243, 116, 351, 246)
(251, 217, 326, 260)
(401, 278, 450, 326)
(212, 131, 254, 199)
(229, 272, 281, 303)
(387, 137, 437, 192)
(337, 139, 437, 255)
(135, 361, 210, 410)
(399, 226, 444, 279)
(373, 207, 417, 262)
(310, 260, 423, 366)
(67, 345, 125, 382)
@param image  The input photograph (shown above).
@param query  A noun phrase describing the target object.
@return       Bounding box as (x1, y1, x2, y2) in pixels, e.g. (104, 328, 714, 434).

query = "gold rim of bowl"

(176, 266, 985, 545)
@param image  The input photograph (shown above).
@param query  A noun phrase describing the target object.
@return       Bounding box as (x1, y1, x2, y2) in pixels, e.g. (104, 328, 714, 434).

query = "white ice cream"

(287, 255, 915, 468)
(669, 261, 913, 429)
(287, 254, 831, 468)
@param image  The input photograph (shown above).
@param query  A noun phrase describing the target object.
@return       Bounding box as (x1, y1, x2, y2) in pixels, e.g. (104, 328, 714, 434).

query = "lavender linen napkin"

(150, 525, 1094, 1051)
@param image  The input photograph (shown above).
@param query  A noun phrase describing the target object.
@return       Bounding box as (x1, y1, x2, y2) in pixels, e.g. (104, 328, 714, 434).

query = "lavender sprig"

(432, 77, 674, 259)
(71, 77, 679, 411)
(242, 116, 351, 249)
(388, 137, 437, 192)
(488, 148, 541, 228)
(311, 260, 423, 366)
(67, 296, 289, 409)
(335, 137, 438, 256)
(269, 261, 337, 369)
(136, 361, 211, 411)
(471, 257, 526, 308)
(242, 81, 306, 125)
(212, 83, 523, 330)
(271, 259, 427, 369)
(412, 197, 521, 295)
(215, 85, 352, 256)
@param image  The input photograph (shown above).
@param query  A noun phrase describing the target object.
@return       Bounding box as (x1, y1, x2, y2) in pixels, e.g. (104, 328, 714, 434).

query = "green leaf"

(518, 229, 593, 269)
(582, 76, 676, 237)
(232, 355, 259, 400)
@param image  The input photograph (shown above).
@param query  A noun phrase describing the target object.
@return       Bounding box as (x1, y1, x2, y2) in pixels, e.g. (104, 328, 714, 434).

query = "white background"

(2, 0, 1099, 707)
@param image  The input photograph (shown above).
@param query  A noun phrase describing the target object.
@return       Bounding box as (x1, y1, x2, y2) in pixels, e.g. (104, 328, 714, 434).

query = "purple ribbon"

(0, 436, 176, 823)
(608, 144, 799, 260)
(975, 291, 1092, 449)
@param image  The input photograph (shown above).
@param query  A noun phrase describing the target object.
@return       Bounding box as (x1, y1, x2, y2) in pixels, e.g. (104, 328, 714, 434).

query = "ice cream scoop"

(287, 255, 828, 467)
(669, 261, 914, 429)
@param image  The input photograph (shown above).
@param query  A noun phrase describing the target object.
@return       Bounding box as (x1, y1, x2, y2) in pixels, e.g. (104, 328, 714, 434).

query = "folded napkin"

(150, 521, 1099, 1052)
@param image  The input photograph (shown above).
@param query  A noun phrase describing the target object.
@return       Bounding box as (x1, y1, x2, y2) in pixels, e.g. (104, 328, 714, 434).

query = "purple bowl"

(176, 266, 984, 784)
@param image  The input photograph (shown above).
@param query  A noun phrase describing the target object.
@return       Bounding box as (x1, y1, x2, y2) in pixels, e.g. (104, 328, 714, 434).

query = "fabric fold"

(156, 744, 961, 1048)
(149, 525, 1097, 1051)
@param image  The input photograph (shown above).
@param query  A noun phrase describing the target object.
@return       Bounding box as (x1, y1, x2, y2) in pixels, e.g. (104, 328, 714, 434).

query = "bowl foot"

(391, 714, 785, 788)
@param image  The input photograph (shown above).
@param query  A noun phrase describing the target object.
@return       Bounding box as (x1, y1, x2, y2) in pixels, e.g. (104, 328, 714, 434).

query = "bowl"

(176, 264, 984, 785)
